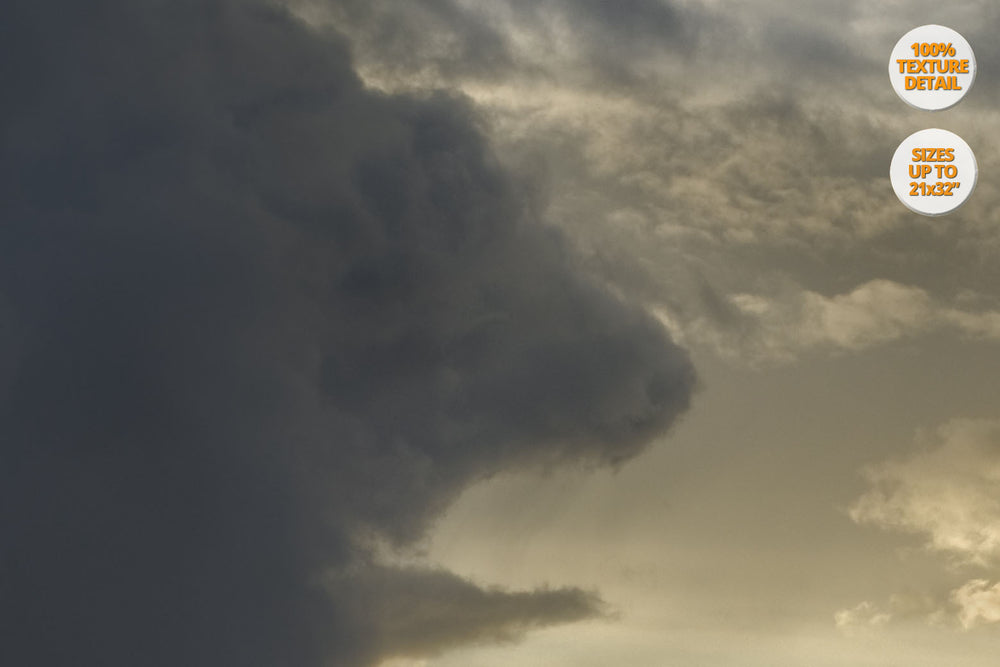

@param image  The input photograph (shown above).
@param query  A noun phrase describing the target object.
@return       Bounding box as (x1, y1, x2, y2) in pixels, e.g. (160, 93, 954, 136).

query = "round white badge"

(888, 25, 976, 111)
(890, 128, 977, 216)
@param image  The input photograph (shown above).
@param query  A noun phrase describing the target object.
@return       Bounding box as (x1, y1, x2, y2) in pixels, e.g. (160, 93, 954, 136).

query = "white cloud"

(840, 422, 1000, 633)
(834, 601, 892, 635)
(673, 280, 1000, 364)
(849, 419, 1000, 566)
(850, 419, 1000, 564)
(834, 591, 948, 635)
(730, 280, 935, 355)
(952, 579, 1000, 629)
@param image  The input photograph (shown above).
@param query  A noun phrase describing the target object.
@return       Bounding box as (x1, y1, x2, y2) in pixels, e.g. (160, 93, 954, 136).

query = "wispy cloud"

(840, 420, 1000, 633)
(850, 419, 1000, 565)
(952, 579, 1000, 629)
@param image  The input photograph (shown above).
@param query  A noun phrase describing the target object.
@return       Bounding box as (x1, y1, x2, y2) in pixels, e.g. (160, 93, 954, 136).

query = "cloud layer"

(303, 0, 1000, 372)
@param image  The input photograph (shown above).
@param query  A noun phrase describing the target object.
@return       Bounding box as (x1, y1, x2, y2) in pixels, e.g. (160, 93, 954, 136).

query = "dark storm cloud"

(0, 1, 694, 665)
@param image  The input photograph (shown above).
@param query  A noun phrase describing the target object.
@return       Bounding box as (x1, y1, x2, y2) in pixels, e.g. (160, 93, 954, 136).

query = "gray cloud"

(327, 565, 605, 663)
(295, 0, 701, 90)
(296, 0, 516, 84)
(0, 1, 694, 665)
(309, 0, 1000, 372)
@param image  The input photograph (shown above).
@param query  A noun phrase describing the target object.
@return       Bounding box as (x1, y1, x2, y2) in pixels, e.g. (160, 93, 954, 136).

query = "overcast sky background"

(6, 1, 1000, 665)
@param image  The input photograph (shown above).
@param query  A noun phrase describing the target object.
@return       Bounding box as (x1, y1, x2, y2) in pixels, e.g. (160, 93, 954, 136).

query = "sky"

(5, 1, 1000, 665)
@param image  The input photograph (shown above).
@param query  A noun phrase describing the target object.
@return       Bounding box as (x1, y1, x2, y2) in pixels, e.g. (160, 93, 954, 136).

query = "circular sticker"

(890, 128, 977, 216)
(888, 25, 976, 111)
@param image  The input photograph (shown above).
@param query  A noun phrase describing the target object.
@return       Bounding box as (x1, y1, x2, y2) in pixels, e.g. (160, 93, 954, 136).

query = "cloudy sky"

(6, 1, 1000, 665)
